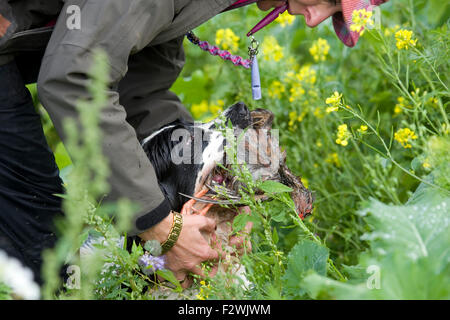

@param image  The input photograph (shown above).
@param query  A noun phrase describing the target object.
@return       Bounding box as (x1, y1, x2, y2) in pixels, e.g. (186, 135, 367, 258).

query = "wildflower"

(296, 65, 317, 85)
(268, 80, 286, 99)
(196, 280, 211, 300)
(277, 11, 295, 27)
(138, 253, 166, 275)
(313, 107, 324, 119)
(301, 177, 309, 189)
(394, 128, 417, 148)
(316, 139, 323, 148)
(335, 124, 351, 147)
(395, 29, 417, 50)
(288, 110, 306, 129)
(394, 96, 407, 114)
(384, 24, 400, 37)
(326, 152, 341, 167)
(215, 28, 240, 52)
(358, 125, 368, 133)
(289, 82, 305, 102)
(209, 99, 225, 114)
(350, 8, 374, 35)
(309, 38, 330, 62)
(284, 70, 297, 84)
(326, 91, 343, 113)
(422, 159, 431, 169)
(262, 36, 284, 62)
(191, 100, 209, 119)
(326, 105, 338, 113)
(427, 97, 439, 108)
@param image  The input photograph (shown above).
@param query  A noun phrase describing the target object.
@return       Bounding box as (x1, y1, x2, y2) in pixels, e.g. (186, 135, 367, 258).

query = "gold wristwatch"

(160, 211, 183, 254)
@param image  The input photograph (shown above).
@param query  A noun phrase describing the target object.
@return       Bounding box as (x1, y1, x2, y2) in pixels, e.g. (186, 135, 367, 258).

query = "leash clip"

(248, 36, 261, 100)
(248, 36, 259, 60)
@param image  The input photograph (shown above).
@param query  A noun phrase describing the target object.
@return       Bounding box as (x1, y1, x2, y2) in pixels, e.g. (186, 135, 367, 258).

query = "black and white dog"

(140, 101, 253, 214)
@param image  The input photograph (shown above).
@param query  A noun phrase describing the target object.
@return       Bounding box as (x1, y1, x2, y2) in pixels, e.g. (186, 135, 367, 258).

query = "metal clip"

(248, 36, 260, 60)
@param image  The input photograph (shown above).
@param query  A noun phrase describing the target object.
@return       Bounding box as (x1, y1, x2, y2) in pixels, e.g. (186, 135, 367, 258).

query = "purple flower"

(138, 253, 166, 275)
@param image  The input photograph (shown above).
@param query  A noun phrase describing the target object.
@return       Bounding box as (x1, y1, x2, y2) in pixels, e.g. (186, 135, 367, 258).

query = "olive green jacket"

(0, 0, 236, 235)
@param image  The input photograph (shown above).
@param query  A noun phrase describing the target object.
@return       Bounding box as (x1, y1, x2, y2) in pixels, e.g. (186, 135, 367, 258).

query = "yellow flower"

(277, 11, 295, 27)
(350, 8, 374, 35)
(296, 65, 317, 85)
(309, 38, 330, 62)
(326, 106, 338, 113)
(288, 110, 306, 129)
(215, 28, 240, 52)
(422, 159, 431, 169)
(301, 177, 309, 189)
(394, 96, 412, 115)
(358, 125, 368, 133)
(262, 36, 284, 62)
(313, 107, 324, 119)
(384, 24, 400, 37)
(326, 152, 341, 167)
(427, 97, 439, 108)
(316, 139, 323, 148)
(191, 100, 209, 119)
(326, 91, 343, 111)
(268, 80, 286, 99)
(196, 280, 211, 300)
(395, 29, 418, 50)
(289, 82, 305, 102)
(209, 99, 225, 114)
(335, 124, 351, 147)
(394, 128, 418, 148)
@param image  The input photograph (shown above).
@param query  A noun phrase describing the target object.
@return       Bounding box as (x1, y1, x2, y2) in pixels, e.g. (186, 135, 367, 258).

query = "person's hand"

(139, 210, 223, 288)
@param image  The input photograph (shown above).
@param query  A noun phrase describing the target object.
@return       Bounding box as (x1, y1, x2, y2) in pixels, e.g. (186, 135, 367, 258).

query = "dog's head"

(141, 102, 252, 212)
(141, 101, 313, 218)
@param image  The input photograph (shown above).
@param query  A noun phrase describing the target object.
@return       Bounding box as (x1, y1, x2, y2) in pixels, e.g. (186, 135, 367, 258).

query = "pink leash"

(186, 1, 289, 100)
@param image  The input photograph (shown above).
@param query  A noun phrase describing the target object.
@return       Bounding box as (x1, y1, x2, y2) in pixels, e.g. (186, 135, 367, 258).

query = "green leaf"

(232, 212, 251, 232)
(282, 240, 329, 298)
(144, 240, 162, 256)
(156, 269, 183, 293)
(272, 227, 279, 245)
(259, 180, 293, 194)
(302, 188, 450, 300)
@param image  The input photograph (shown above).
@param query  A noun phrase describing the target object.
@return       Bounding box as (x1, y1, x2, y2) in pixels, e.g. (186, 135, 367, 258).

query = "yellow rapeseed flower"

(384, 24, 400, 37)
(196, 280, 211, 300)
(335, 124, 351, 147)
(422, 159, 431, 169)
(309, 38, 330, 62)
(277, 11, 295, 27)
(288, 110, 306, 129)
(357, 125, 368, 133)
(289, 82, 305, 102)
(326, 152, 341, 167)
(394, 96, 412, 115)
(296, 65, 317, 85)
(268, 80, 286, 99)
(350, 8, 374, 35)
(313, 107, 324, 119)
(191, 100, 209, 119)
(262, 36, 284, 62)
(325, 91, 343, 113)
(395, 29, 417, 50)
(209, 99, 225, 114)
(215, 28, 240, 52)
(394, 128, 417, 148)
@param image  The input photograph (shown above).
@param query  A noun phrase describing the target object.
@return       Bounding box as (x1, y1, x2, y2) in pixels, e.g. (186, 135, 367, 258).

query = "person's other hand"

(139, 211, 223, 288)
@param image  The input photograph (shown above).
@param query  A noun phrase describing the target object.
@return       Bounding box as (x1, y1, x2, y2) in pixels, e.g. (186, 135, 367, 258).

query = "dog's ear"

(251, 109, 274, 129)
